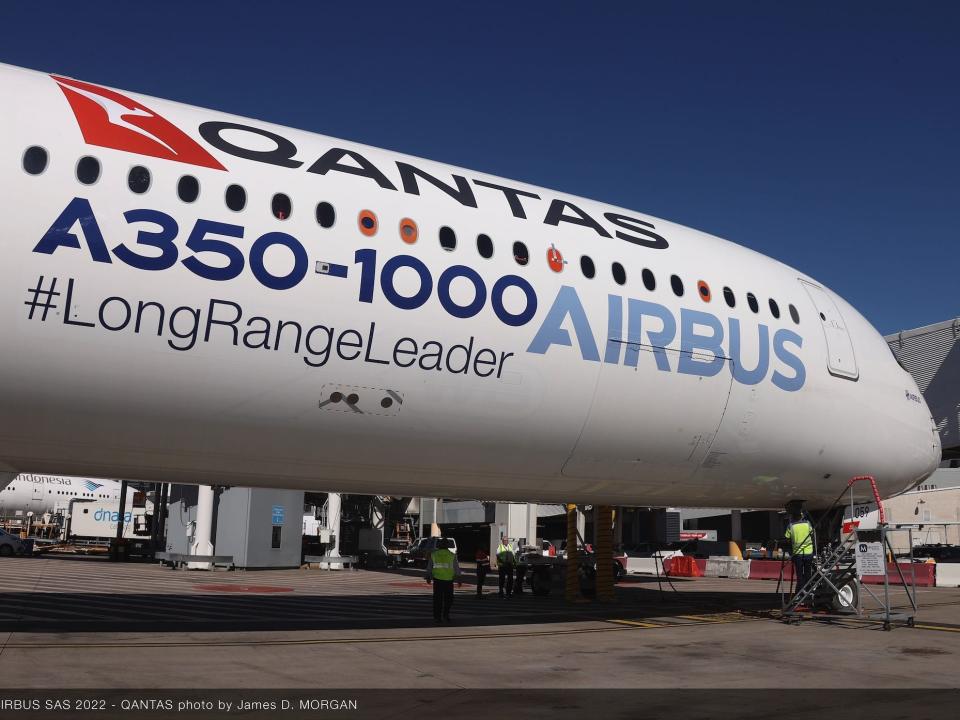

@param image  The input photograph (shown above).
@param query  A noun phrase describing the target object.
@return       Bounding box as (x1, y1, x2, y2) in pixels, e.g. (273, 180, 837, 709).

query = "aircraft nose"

(887, 413, 941, 498)
(918, 396, 942, 479)
(927, 427, 943, 476)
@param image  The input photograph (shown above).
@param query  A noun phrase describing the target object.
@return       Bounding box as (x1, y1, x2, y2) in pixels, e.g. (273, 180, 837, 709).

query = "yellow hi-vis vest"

(496, 543, 515, 565)
(785, 521, 814, 556)
(431, 548, 455, 581)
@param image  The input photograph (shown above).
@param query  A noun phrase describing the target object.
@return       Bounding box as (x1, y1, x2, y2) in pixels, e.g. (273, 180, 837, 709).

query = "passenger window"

(128, 166, 151, 194)
(76, 156, 101, 185)
(23, 146, 48, 175)
(477, 233, 493, 258)
(400, 218, 418, 244)
(177, 175, 200, 203)
(225, 184, 246, 211)
(747, 292, 759, 313)
(358, 210, 378, 236)
(272, 193, 291, 220)
(642, 268, 656, 292)
(670, 274, 684, 297)
(316, 201, 336, 228)
(697, 280, 711, 302)
(580, 255, 595, 279)
(513, 241, 529, 266)
(789, 304, 800, 324)
(769, 298, 780, 319)
(612, 262, 626, 286)
(439, 226, 456, 251)
(723, 286, 735, 308)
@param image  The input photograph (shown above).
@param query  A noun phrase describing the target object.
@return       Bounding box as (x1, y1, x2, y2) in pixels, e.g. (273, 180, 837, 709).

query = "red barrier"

(664, 556, 704, 577)
(861, 563, 935, 587)
(749, 559, 794, 581)
(747, 559, 935, 587)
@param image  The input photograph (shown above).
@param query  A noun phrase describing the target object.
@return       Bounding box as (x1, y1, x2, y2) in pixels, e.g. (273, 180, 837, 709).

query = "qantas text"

(198, 120, 670, 250)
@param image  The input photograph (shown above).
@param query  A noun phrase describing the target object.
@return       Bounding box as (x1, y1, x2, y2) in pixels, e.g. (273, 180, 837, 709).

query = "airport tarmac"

(0, 555, 958, 718)
(1, 555, 958, 686)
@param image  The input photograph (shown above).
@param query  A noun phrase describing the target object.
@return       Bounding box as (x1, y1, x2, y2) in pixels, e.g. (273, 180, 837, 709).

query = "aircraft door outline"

(799, 279, 859, 381)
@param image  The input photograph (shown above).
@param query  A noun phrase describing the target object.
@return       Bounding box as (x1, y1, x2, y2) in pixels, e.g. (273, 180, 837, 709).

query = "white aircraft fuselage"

(0, 64, 941, 508)
(0, 473, 122, 516)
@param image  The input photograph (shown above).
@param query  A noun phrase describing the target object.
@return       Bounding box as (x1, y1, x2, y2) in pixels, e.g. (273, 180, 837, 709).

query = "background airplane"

(0, 473, 122, 517)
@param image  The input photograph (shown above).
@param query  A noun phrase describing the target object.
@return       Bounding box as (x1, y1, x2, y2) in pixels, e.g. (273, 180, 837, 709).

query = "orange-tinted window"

(399, 218, 418, 244)
(358, 210, 378, 236)
(697, 280, 711, 302)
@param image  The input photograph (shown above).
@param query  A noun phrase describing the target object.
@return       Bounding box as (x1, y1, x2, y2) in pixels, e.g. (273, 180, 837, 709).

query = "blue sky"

(2, 1, 956, 334)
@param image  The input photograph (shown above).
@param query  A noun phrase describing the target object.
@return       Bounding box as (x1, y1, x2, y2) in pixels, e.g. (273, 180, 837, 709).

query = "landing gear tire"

(531, 566, 552, 596)
(579, 564, 596, 598)
(832, 580, 858, 613)
(614, 562, 625, 582)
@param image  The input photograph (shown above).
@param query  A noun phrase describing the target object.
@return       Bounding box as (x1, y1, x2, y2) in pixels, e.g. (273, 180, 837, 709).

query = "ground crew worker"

(496, 536, 516, 598)
(785, 509, 815, 594)
(426, 538, 461, 623)
(475, 547, 490, 597)
(514, 542, 527, 594)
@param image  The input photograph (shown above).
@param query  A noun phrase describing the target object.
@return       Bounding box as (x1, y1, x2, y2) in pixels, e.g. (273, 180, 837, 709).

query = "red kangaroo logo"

(52, 75, 225, 170)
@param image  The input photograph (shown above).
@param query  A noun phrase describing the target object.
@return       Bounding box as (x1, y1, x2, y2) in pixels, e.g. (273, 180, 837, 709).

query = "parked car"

(556, 540, 593, 559)
(611, 549, 628, 580)
(400, 537, 425, 566)
(0, 529, 33, 557)
(552, 541, 626, 580)
(401, 537, 458, 566)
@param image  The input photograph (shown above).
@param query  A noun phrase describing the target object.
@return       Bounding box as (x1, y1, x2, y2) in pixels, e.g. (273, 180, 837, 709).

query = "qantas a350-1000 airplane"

(0, 63, 941, 510)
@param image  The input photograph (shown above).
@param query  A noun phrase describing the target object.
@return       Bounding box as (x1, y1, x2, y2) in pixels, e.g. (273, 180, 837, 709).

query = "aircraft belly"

(562, 345, 733, 499)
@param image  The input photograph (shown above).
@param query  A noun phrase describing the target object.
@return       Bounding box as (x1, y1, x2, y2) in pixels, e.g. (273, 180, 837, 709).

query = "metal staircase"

(782, 476, 918, 630)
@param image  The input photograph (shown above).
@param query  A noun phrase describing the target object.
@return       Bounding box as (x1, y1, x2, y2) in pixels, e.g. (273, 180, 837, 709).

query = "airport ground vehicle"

(553, 541, 626, 580)
(385, 521, 414, 563)
(65, 498, 152, 541)
(401, 537, 458, 566)
(0, 528, 33, 556)
(518, 544, 627, 595)
(910, 544, 960, 563)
